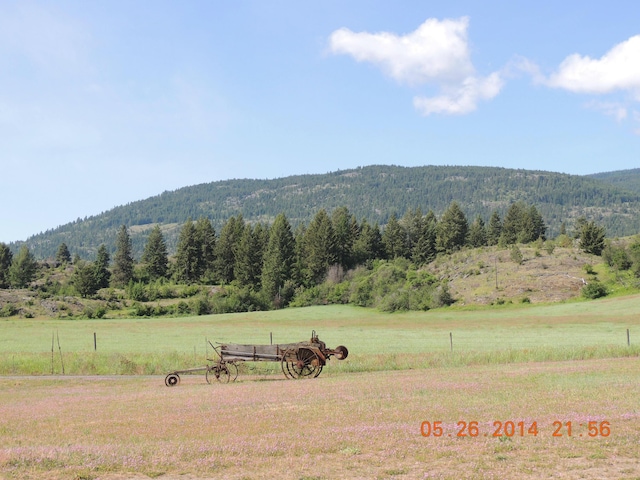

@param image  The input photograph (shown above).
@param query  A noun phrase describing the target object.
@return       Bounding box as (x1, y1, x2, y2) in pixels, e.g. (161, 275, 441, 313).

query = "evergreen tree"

(331, 206, 358, 270)
(382, 213, 408, 259)
(486, 211, 502, 246)
(111, 225, 134, 287)
(194, 217, 216, 281)
(72, 261, 98, 298)
(579, 221, 606, 256)
(301, 209, 338, 285)
(401, 208, 424, 255)
(468, 215, 487, 248)
(174, 219, 200, 283)
(235, 224, 264, 289)
(353, 219, 383, 265)
(0, 243, 14, 289)
(412, 212, 437, 265)
(436, 202, 469, 253)
(55, 243, 72, 264)
(500, 202, 526, 245)
(142, 225, 169, 280)
(521, 205, 546, 242)
(9, 245, 38, 288)
(94, 244, 111, 289)
(261, 214, 296, 301)
(214, 216, 244, 283)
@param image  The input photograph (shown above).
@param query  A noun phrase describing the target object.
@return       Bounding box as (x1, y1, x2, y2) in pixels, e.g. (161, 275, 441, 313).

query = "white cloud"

(546, 35, 640, 98)
(585, 100, 628, 122)
(328, 17, 503, 115)
(413, 72, 503, 115)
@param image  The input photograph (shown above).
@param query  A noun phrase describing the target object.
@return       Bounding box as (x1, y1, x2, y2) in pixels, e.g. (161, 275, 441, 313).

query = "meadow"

(1, 295, 640, 479)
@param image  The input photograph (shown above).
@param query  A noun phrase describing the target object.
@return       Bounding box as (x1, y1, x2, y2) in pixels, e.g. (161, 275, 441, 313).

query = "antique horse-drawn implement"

(164, 331, 348, 386)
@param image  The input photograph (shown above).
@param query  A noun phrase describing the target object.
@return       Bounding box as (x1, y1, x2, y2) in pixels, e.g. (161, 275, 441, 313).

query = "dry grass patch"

(1, 357, 639, 479)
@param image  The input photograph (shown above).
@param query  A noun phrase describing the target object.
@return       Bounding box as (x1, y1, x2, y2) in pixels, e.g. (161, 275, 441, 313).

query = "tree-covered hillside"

(13, 165, 640, 259)
(588, 168, 640, 195)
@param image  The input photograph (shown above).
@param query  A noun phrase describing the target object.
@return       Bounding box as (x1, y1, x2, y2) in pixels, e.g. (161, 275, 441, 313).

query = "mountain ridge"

(12, 164, 640, 259)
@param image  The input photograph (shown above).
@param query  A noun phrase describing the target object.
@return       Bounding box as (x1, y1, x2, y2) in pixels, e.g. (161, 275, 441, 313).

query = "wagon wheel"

(206, 363, 231, 384)
(280, 349, 294, 379)
(286, 347, 322, 379)
(334, 345, 349, 360)
(165, 373, 180, 387)
(227, 362, 239, 382)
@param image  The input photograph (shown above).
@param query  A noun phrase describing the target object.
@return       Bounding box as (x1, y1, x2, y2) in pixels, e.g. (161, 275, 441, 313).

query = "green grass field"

(1, 294, 639, 375)
(1, 296, 640, 479)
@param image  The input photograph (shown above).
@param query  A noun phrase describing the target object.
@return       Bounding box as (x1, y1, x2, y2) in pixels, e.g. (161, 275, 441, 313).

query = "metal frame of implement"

(164, 330, 348, 386)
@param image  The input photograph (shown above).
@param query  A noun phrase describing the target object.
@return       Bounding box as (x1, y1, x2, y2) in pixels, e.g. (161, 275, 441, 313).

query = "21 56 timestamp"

(420, 420, 611, 438)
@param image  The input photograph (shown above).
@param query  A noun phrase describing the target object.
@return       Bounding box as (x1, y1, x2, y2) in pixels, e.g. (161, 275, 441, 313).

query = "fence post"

(450, 332, 453, 352)
(628, 329, 631, 346)
(94, 332, 97, 351)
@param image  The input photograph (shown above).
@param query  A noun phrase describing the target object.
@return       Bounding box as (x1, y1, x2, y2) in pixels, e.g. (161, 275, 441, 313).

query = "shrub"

(0, 304, 18, 318)
(582, 281, 608, 299)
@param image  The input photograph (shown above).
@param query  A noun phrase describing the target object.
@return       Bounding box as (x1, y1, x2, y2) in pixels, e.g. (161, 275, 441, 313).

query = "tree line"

(1, 200, 614, 312)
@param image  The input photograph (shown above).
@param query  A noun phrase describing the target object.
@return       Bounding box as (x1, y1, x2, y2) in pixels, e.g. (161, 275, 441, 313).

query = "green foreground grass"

(1, 294, 639, 376)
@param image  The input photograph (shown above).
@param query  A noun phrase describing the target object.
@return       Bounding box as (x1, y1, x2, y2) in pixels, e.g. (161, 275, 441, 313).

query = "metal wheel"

(165, 373, 180, 387)
(226, 362, 239, 382)
(281, 349, 294, 379)
(206, 363, 231, 384)
(286, 347, 322, 379)
(334, 345, 349, 360)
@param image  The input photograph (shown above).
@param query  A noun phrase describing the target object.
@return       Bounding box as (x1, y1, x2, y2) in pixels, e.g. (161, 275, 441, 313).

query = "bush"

(582, 281, 608, 299)
(126, 281, 148, 302)
(0, 304, 18, 318)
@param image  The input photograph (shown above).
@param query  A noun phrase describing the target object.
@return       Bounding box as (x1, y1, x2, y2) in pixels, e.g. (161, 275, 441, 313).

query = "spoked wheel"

(205, 362, 238, 383)
(206, 363, 231, 384)
(165, 373, 180, 387)
(283, 347, 322, 379)
(227, 362, 239, 382)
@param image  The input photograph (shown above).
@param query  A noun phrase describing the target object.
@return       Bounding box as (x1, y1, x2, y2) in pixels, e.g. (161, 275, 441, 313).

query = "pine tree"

(468, 216, 487, 248)
(0, 243, 13, 288)
(382, 213, 408, 259)
(301, 209, 338, 285)
(487, 211, 502, 246)
(142, 225, 169, 280)
(174, 219, 199, 283)
(9, 245, 38, 288)
(500, 202, 526, 245)
(111, 225, 134, 287)
(580, 221, 606, 256)
(235, 224, 264, 289)
(436, 202, 469, 253)
(55, 243, 72, 264)
(261, 214, 295, 300)
(353, 220, 383, 265)
(194, 217, 216, 281)
(72, 261, 98, 298)
(331, 206, 358, 270)
(214, 216, 244, 283)
(94, 244, 111, 289)
(412, 212, 437, 265)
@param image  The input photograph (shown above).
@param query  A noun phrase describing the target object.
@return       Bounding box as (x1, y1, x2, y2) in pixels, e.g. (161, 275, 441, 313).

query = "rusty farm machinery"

(164, 330, 348, 386)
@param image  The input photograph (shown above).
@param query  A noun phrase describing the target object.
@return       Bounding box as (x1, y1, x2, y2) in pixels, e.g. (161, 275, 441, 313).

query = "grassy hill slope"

(13, 164, 640, 259)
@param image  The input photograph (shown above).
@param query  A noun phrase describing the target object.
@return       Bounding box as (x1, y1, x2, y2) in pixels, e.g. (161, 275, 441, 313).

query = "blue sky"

(2, 1, 640, 242)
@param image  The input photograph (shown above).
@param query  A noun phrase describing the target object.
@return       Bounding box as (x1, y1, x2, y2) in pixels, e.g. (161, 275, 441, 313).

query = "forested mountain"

(13, 165, 640, 259)
(588, 168, 640, 195)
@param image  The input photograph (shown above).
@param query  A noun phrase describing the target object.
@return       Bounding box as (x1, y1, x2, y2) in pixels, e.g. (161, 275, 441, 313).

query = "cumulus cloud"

(328, 17, 503, 115)
(546, 35, 640, 98)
